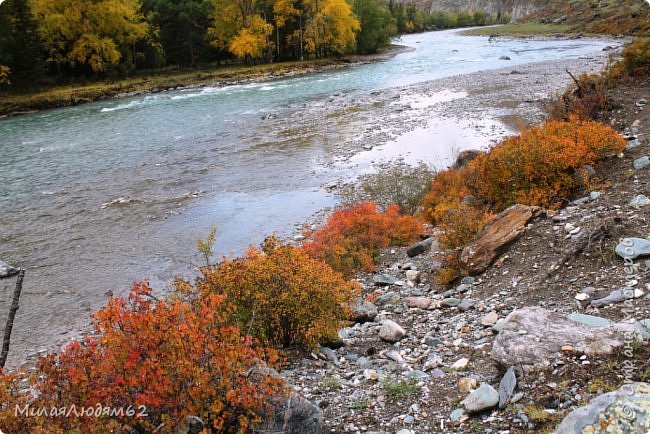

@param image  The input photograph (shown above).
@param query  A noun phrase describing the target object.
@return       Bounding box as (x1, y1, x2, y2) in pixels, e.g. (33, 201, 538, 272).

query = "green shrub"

(611, 37, 650, 78)
(340, 161, 435, 214)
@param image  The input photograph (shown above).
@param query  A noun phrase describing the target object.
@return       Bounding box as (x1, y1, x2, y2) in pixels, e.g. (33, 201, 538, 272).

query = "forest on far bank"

(0, 0, 505, 88)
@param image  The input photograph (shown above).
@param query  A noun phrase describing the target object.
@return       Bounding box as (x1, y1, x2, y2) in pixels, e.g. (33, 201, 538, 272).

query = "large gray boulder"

(491, 307, 637, 367)
(553, 382, 650, 434)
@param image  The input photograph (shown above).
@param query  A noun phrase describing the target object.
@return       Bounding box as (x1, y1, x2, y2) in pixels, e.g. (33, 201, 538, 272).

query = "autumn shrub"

(611, 37, 650, 78)
(437, 206, 493, 250)
(302, 202, 424, 277)
(339, 161, 436, 214)
(433, 251, 462, 287)
(465, 117, 626, 210)
(549, 73, 609, 121)
(186, 236, 359, 348)
(418, 168, 471, 226)
(0, 283, 284, 433)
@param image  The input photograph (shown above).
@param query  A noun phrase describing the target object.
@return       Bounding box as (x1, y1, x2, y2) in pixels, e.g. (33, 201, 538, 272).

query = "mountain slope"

(423, 0, 550, 20)
(525, 0, 650, 35)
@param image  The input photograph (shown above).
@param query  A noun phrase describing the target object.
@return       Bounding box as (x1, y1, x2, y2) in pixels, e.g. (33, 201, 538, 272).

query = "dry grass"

(462, 23, 572, 37)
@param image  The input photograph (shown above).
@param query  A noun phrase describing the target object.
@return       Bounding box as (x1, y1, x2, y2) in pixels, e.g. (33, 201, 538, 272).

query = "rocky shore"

(275, 74, 650, 433)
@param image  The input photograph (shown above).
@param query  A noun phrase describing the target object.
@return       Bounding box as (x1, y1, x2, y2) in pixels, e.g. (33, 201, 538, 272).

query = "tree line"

(0, 0, 506, 86)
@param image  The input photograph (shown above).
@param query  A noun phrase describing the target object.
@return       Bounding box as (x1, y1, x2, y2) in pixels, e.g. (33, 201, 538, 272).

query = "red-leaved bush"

(301, 202, 424, 277)
(0, 283, 284, 433)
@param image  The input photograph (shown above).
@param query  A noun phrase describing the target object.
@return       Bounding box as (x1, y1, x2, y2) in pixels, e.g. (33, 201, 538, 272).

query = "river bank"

(279, 69, 650, 433)
(0, 31, 619, 369)
(0, 46, 412, 118)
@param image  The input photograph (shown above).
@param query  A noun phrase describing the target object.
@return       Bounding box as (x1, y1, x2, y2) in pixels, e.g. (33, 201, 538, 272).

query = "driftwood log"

(1, 269, 25, 369)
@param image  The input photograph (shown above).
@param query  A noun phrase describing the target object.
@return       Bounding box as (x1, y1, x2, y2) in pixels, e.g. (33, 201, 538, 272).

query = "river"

(0, 28, 616, 367)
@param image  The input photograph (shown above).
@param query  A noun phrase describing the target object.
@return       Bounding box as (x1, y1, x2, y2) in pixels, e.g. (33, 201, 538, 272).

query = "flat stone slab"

(553, 382, 650, 434)
(616, 238, 650, 260)
(491, 307, 637, 367)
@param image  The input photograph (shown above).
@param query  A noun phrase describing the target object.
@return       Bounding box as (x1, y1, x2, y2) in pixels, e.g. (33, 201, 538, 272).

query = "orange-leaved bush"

(1, 282, 285, 434)
(301, 202, 424, 277)
(437, 206, 494, 250)
(549, 73, 609, 121)
(418, 168, 469, 226)
(184, 236, 360, 348)
(465, 117, 626, 209)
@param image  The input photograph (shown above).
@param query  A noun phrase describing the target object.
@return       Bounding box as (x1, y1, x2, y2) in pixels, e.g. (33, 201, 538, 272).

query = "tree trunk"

(1, 269, 25, 369)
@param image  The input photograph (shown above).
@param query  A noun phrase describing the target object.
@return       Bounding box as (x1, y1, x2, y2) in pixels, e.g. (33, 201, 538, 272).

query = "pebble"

(481, 312, 499, 327)
(589, 191, 601, 201)
(461, 383, 499, 413)
(630, 194, 650, 208)
(373, 274, 397, 286)
(405, 270, 420, 282)
(404, 296, 431, 309)
(449, 408, 467, 422)
(376, 291, 400, 306)
(441, 298, 461, 307)
(633, 156, 650, 170)
(378, 320, 406, 343)
(451, 358, 469, 370)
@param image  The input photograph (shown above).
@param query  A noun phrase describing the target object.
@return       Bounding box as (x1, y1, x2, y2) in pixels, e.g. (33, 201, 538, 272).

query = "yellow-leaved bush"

(418, 168, 493, 250)
(418, 117, 626, 286)
(181, 236, 359, 348)
(611, 37, 650, 78)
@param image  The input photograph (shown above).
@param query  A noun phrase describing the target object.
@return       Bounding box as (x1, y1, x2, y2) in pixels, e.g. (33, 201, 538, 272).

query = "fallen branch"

(566, 68, 584, 96)
(1, 269, 25, 369)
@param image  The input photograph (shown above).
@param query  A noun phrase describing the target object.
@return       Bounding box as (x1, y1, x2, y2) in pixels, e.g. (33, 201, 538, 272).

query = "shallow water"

(0, 29, 614, 366)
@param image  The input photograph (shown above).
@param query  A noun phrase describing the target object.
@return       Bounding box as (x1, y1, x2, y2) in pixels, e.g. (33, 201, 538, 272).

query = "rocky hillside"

(422, 0, 550, 20)
(279, 74, 650, 433)
(524, 0, 650, 35)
